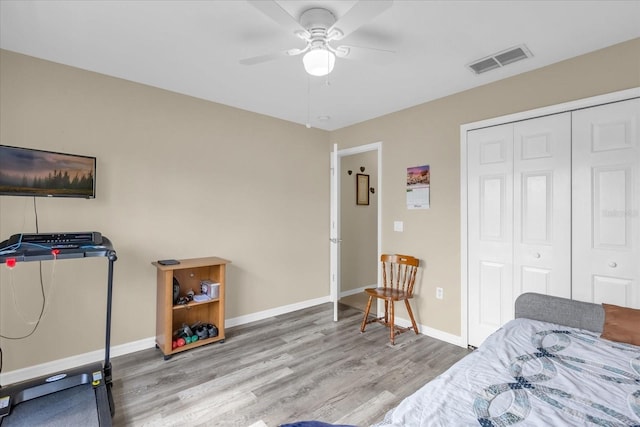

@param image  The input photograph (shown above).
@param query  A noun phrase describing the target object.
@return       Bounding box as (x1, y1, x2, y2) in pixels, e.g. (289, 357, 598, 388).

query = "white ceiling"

(1, 0, 639, 131)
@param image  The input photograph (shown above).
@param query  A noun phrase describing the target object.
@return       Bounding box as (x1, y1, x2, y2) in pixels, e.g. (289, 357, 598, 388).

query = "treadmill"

(0, 232, 117, 426)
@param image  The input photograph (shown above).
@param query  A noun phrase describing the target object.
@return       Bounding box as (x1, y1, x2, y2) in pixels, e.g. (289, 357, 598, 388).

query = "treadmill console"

(0, 232, 113, 263)
(3, 231, 103, 249)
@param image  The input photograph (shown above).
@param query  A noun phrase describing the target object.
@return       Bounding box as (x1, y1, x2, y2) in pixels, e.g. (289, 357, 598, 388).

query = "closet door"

(513, 113, 571, 299)
(467, 124, 514, 347)
(572, 98, 640, 308)
(468, 113, 571, 347)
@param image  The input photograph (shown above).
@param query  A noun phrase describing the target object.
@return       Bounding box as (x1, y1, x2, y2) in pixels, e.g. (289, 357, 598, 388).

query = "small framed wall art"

(406, 164, 430, 209)
(357, 173, 370, 205)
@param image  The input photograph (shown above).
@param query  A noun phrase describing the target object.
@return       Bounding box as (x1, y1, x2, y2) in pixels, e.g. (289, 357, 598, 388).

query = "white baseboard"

(391, 316, 465, 348)
(225, 295, 331, 328)
(339, 285, 371, 298)
(1, 294, 464, 385)
(420, 325, 465, 347)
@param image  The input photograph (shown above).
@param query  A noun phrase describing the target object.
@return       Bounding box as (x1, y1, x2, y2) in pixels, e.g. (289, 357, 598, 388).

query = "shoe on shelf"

(206, 323, 218, 338)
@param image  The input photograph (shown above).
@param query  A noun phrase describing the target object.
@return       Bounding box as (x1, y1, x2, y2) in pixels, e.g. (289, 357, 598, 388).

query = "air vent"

(468, 44, 533, 75)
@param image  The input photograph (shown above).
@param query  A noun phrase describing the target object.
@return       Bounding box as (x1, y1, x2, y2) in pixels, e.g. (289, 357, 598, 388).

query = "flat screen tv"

(0, 145, 96, 198)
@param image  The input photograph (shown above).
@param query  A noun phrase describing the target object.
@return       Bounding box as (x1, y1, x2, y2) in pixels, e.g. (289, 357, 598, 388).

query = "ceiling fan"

(240, 0, 394, 76)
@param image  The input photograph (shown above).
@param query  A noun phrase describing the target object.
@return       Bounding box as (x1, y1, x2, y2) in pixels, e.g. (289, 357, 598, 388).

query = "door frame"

(459, 87, 640, 347)
(330, 141, 383, 321)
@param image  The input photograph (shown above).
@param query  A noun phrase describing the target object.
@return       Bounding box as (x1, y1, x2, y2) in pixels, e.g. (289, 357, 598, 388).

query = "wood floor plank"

(111, 303, 470, 426)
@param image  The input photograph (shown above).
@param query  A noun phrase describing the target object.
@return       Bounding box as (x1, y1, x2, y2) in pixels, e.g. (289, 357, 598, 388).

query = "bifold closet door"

(572, 98, 640, 308)
(467, 123, 514, 347)
(467, 113, 571, 347)
(513, 113, 571, 299)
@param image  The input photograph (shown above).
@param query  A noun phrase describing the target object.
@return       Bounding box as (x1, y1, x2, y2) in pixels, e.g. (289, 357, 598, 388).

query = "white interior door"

(513, 113, 571, 298)
(468, 113, 571, 347)
(467, 123, 514, 347)
(572, 98, 640, 308)
(330, 143, 339, 321)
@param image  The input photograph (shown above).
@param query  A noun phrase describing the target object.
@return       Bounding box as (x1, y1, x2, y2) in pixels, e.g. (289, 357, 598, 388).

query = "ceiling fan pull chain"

(306, 75, 311, 129)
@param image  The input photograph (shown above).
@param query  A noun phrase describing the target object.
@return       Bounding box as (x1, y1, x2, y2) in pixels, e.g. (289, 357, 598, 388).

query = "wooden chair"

(360, 254, 420, 345)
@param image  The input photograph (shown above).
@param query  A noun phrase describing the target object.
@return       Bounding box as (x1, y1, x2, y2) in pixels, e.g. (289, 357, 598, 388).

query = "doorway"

(330, 142, 382, 320)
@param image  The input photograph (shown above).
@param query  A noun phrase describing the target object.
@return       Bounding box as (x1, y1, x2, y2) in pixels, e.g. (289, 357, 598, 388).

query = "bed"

(371, 293, 640, 426)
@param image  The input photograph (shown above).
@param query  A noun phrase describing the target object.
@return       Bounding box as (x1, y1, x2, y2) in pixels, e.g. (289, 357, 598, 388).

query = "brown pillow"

(600, 303, 640, 346)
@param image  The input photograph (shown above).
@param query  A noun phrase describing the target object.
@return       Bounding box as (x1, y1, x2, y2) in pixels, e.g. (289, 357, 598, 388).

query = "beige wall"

(340, 151, 378, 292)
(0, 50, 330, 371)
(1, 38, 638, 372)
(331, 37, 640, 336)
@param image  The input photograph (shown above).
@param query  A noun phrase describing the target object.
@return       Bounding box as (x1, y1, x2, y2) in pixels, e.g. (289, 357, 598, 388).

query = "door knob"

(608, 262, 617, 268)
(533, 252, 541, 259)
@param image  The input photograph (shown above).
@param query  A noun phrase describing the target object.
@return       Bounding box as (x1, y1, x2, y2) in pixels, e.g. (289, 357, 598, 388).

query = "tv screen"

(0, 145, 96, 198)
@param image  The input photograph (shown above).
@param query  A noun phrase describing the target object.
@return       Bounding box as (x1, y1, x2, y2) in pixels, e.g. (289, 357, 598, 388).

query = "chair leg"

(384, 300, 389, 324)
(360, 296, 373, 332)
(405, 300, 419, 335)
(389, 301, 395, 345)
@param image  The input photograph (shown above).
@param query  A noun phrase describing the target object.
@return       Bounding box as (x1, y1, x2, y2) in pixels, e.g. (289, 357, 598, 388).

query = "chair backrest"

(381, 254, 419, 297)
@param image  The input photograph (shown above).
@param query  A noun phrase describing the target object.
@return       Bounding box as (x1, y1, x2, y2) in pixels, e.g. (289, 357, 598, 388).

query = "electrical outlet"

(436, 287, 444, 300)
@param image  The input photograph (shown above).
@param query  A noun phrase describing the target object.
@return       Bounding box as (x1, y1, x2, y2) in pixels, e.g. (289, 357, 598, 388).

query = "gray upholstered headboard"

(515, 292, 605, 333)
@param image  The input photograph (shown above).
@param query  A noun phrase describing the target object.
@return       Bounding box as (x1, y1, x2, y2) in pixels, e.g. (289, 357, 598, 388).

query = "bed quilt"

(372, 318, 640, 426)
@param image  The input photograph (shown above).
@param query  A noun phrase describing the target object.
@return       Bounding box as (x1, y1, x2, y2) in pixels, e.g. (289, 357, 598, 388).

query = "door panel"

(593, 166, 631, 248)
(478, 261, 505, 327)
(479, 175, 507, 240)
(468, 113, 571, 347)
(521, 172, 551, 242)
(521, 266, 551, 294)
(593, 275, 634, 307)
(330, 143, 339, 321)
(513, 113, 571, 299)
(468, 124, 513, 346)
(572, 98, 640, 308)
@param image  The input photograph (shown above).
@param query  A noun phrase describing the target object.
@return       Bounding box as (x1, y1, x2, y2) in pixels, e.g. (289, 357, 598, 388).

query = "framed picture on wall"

(357, 173, 370, 205)
(406, 164, 430, 209)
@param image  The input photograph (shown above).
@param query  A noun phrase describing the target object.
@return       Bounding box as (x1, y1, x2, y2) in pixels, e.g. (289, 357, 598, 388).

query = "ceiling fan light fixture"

(303, 48, 335, 76)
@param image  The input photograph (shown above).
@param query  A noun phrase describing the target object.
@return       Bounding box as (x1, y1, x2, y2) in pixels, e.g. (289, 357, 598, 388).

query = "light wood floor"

(110, 302, 470, 427)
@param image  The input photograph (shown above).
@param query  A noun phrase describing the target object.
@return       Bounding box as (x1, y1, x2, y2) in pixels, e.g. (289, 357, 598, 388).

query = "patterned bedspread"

(372, 318, 640, 426)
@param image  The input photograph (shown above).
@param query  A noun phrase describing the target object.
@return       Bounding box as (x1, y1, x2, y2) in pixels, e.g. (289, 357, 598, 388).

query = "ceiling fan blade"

(247, 0, 309, 38)
(336, 44, 396, 63)
(239, 51, 288, 66)
(239, 47, 306, 66)
(329, 0, 393, 40)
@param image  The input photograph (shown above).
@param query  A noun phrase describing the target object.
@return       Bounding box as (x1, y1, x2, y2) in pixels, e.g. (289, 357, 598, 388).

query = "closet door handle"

(608, 262, 617, 268)
(533, 252, 541, 259)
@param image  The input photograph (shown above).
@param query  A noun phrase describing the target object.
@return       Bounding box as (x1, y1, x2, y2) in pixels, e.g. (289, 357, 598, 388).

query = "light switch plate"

(394, 221, 404, 232)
